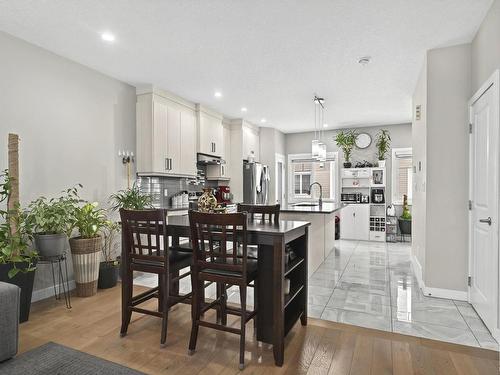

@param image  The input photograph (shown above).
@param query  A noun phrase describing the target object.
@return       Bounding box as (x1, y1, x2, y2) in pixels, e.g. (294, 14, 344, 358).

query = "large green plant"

(0, 170, 37, 278)
(73, 202, 110, 239)
(334, 130, 358, 163)
(26, 185, 81, 236)
(375, 129, 391, 161)
(110, 184, 153, 211)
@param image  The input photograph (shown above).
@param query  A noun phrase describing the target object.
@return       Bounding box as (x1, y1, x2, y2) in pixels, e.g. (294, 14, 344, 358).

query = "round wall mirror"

(355, 133, 372, 149)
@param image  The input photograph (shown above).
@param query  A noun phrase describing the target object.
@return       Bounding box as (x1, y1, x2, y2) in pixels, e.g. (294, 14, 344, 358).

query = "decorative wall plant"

(334, 129, 358, 166)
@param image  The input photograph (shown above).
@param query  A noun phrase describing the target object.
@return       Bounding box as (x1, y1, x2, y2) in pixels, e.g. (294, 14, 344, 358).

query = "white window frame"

(287, 152, 338, 203)
(391, 147, 413, 205)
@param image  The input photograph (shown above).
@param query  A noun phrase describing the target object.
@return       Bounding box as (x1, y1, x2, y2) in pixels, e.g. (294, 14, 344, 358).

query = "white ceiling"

(0, 0, 493, 133)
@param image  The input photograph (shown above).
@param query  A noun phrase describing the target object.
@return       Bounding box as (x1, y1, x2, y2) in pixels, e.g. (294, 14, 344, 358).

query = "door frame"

(275, 153, 285, 204)
(468, 69, 500, 341)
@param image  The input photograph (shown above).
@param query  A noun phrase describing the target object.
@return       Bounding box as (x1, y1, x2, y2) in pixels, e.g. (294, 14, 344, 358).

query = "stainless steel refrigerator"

(243, 161, 270, 204)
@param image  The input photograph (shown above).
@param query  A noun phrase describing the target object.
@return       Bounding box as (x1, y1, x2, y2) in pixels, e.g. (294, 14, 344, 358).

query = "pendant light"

(312, 95, 327, 162)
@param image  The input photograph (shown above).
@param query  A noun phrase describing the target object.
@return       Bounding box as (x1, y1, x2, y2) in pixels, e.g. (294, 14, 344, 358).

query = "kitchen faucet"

(309, 182, 323, 206)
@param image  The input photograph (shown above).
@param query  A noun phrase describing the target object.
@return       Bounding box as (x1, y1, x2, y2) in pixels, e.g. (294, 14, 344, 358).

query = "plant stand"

(38, 252, 72, 309)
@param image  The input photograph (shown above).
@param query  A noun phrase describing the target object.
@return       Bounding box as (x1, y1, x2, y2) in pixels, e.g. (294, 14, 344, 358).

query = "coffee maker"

(371, 188, 385, 204)
(216, 186, 232, 203)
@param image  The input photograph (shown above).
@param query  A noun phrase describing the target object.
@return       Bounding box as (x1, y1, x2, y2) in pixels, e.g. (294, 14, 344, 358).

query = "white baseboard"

(422, 286, 468, 301)
(31, 280, 75, 303)
(410, 255, 468, 301)
(410, 255, 424, 290)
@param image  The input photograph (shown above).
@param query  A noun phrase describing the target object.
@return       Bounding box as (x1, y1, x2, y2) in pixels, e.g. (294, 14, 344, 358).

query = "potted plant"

(110, 184, 153, 211)
(0, 170, 38, 322)
(109, 185, 153, 280)
(69, 201, 109, 297)
(398, 194, 412, 240)
(375, 129, 391, 167)
(25, 186, 80, 257)
(334, 130, 357, 168)
(98, 221, 120, 289)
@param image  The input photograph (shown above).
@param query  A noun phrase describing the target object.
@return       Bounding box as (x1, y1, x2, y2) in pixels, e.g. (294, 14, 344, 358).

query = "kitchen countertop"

(280, 202, 345, 214)
(162, 204, 190, 211)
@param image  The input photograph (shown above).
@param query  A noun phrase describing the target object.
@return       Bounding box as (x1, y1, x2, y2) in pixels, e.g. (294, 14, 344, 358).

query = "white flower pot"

(378, 160, 386, 168)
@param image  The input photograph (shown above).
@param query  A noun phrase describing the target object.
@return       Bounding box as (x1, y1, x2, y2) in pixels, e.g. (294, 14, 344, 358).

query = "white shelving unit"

(340, 167, 386, 242)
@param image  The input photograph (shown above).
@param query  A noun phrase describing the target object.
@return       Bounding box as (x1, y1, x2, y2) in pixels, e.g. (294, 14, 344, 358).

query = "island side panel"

(280, 212, 326, 277)
(324, 212, 336, 258)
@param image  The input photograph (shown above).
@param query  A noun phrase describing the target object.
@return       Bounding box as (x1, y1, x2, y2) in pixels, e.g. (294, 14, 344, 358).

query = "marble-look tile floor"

(309, 239, 499, 351)
(134, 239, 498, 351)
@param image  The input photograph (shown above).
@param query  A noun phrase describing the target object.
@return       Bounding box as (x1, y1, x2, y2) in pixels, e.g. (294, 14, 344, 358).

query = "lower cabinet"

(340, 204, 369, 241)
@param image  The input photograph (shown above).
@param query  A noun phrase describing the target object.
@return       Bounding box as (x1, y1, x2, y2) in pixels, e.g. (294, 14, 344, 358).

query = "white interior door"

(469, 71, 499, 337)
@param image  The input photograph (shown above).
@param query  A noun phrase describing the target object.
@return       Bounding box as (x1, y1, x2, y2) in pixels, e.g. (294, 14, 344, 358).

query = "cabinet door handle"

(165, 158, 169, 171)
(169, 158, 172, 171)
(214, 142, 216, 153)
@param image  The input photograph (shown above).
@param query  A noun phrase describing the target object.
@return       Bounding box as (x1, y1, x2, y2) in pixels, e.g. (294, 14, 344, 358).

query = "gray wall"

(285, 123, 412, 205)
(471, 0, 500, 93)
(426, 44, 471, 292)
(412, 64, 427, 276)
(412, 0, 500, 295)
(0, 32, 136, 294)
(259, 127, 285, 204)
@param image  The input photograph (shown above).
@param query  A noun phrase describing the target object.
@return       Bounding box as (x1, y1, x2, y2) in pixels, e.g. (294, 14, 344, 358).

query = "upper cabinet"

(197, 105, 224, 157)
(136, 90, 197, 176)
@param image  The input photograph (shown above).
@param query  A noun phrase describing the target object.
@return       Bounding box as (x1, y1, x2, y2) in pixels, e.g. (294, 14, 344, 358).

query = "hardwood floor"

(19, 284, 499, 374)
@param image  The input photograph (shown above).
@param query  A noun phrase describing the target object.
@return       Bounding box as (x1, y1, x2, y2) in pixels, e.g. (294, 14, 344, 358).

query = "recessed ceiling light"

(323, 123, 328, 128)
(241, 107, 248, 112)
(101, 32, 116, 42)
(358, 56, 371, 66)
(260, 118, 267, 123)
(214, 91, 222, 98)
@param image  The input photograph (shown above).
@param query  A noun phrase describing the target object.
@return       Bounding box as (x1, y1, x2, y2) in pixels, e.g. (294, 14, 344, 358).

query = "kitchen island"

(281, 202, 344, 276)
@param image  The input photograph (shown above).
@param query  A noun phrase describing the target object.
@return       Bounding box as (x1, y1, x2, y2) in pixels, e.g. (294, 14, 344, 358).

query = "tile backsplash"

(137, 176, 202, 207)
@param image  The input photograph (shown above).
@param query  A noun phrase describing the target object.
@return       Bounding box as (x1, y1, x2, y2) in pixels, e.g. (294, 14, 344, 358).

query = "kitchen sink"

(293, 203, 319, 207)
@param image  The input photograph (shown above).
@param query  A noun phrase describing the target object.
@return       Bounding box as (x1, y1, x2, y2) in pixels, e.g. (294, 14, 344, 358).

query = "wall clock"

(355, 133, 372, 149)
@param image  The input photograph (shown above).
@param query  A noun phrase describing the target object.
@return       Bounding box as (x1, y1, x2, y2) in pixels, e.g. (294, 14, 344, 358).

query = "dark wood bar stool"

(188, 210, 257, 370)
(119, 209, 193, 347)
(236, 204, 280, 260)
(234, 204, 280, 321)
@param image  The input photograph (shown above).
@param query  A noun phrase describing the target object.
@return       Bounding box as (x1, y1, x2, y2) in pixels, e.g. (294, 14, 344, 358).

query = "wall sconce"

(118, 150, 134, 188)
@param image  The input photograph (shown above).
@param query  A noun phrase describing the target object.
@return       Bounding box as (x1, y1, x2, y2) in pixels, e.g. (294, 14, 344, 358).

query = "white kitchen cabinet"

(180, 111, 197, 176)
(197, 105, 224, 157)
(136, 92, 197, 176)
(166, 105, 181, 174)
(222, 122, 231, 164)
(340, 204, 369, 240)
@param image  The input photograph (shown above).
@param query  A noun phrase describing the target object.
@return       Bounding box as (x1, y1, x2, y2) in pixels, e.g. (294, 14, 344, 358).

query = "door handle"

(479, 217, 492, 226)
(165, 158, 169, 170)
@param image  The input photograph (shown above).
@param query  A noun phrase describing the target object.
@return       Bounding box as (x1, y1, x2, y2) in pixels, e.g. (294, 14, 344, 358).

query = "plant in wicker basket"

(69, 201, 111, 297)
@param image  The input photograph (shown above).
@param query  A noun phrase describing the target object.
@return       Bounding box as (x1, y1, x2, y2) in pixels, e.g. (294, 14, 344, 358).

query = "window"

(392, 148, 413, 204)
(288, 153, 337, 202)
